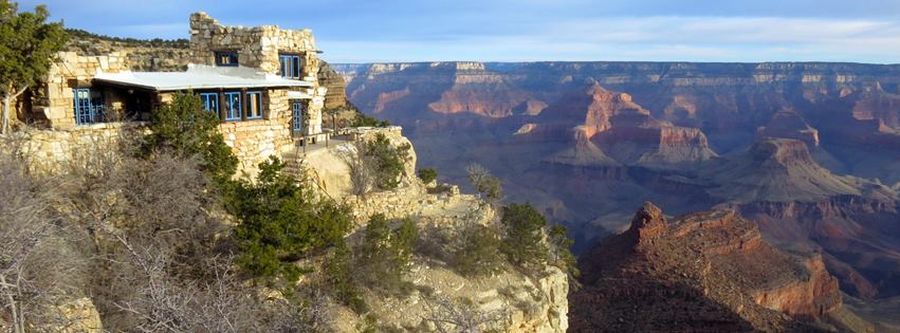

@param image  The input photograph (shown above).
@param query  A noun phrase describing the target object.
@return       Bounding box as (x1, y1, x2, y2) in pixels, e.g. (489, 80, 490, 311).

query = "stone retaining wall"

(9, 123, 146, 174)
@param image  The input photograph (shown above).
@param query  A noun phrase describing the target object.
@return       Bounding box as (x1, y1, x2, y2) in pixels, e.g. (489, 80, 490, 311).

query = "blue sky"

(18, 0, 900, 64)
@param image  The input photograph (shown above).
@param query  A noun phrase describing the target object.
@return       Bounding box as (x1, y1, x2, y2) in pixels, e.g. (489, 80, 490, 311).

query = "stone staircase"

(281, 148, 305, 179)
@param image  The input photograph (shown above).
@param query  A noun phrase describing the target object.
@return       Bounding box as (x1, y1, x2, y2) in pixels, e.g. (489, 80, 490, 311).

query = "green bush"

(324, 243, 368, 314)
(417, 168, 438, 184)
(500, 204, 549, 268)
(355, 214, 418, 295)
(143, 92, 237, 187)
(362, 133, 411, 191)
(453, 224, 505, 277)
(228, 157, 352, 285)
(350, 109, 390, 128)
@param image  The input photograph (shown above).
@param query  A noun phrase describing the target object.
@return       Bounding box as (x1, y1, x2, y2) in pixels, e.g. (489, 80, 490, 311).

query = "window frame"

(214, 51, 239, 67)
(199, 92, 219, 114)
(292, 100, 304, 132)
(73, 88, 105, 125)
(223, 91, 242, 121)
(279, 54, 303, 79)
(245, 91, 263, 120)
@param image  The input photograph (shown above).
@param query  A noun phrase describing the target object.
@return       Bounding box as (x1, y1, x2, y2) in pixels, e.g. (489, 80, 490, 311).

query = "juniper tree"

(142, 92, 237, 187)
(500, 203, 549, 268)
(0, 1, 67, 134)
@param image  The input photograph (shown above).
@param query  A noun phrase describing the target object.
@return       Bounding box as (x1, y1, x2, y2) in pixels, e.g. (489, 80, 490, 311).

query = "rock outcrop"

(298, 127, 569, 332)
(701, 138, 864, 203)
(319, 61, 350, 109)
(571, 203, 857, 332)
(542, 84, 717, 168)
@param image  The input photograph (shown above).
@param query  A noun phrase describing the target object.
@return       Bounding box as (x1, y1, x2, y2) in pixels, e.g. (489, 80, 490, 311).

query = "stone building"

(18, 12, 327, 174)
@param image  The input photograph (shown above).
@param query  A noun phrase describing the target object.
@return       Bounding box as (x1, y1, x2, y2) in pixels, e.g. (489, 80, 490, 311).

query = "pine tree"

(0, 1, 67, 133)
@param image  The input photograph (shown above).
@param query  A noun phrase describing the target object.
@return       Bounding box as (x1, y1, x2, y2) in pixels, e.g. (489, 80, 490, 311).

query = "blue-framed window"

(292, 101, 304, 132)
(224, 92, 242, 121)
(215, 51, 239, 67)
(73, 88, 105, 125)
(246, 91, 263, 119)
(199, 92, 219, 114)
(279, 54, 302, 79)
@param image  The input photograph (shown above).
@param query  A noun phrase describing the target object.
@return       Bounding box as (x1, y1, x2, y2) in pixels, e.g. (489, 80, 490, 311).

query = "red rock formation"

(737, 194, 899, 300)
(752, 254, 842, 318)
(541, 84, 718, 167)
(571, 203, 856, 332)
(626, 202, 668, 243)
(582, 85, 649, 138)
(373, 88, 411, 114)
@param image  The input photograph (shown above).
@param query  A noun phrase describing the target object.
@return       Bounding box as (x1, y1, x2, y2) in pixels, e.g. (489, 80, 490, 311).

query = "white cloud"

(322, 16, 900, 63)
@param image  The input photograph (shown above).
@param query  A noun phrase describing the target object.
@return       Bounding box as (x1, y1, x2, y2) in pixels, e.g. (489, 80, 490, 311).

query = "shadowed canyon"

(336, 61, 900, 330)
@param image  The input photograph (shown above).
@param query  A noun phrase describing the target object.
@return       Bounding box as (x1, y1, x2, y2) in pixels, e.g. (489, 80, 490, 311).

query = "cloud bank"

(18, 0, 900, 63)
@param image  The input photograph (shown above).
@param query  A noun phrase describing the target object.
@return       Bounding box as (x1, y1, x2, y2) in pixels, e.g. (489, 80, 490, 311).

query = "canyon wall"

(336, 61, 899, 327)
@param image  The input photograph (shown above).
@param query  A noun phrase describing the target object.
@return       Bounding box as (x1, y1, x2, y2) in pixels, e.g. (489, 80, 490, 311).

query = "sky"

(17, 0, 900, 64)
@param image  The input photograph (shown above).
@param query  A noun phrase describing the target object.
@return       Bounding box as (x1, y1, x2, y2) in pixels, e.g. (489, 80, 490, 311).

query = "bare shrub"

(466, 164, 502, 202)
(0, 149, 90, 332)
(423, 295, 508, 333)
(338, 144, 373, 196)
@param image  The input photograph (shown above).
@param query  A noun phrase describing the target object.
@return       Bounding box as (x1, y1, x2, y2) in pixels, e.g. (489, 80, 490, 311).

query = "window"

(215, 51, 239, 67)
(224, 92, 242, 121)
(292, 101, 304, 132)
(246, 91, 263, 119)
(73, 88, 105, 125)
(200, 92, 219, 114)
(279, 54, 302, 79)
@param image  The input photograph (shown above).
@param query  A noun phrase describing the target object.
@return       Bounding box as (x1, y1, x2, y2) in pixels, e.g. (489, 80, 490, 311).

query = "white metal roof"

(93, 64, 313, 91)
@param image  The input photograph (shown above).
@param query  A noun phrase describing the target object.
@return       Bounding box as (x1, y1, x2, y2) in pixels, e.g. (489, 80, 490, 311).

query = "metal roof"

(93, 64, 313, 91)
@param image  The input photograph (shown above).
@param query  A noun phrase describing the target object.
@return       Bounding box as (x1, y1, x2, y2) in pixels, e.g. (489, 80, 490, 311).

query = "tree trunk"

(2, 86, 30, 135)
(1, 94, 9, 135)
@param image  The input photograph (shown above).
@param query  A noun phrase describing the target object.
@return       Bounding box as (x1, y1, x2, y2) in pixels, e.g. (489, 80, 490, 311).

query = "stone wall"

(65, 36, 191, 72)
(10, 123, 146, 174)
(189, 12, 326, 138)
(189, 12, 319, 81)
(216, 88, 295, 177)
(35, 52, 131, 130)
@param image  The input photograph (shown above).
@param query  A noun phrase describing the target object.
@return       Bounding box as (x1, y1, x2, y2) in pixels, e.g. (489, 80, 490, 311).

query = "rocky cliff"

(319, 61, 350, 109)
(570, 203, 861, 332)
(298, 127, 570, 332)
(64, 30, 192, 71)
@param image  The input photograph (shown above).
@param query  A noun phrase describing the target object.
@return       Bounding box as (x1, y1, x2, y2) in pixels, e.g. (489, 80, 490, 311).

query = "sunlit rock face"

(570, 203, 847, 332)
(335, 61, 900, 305)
